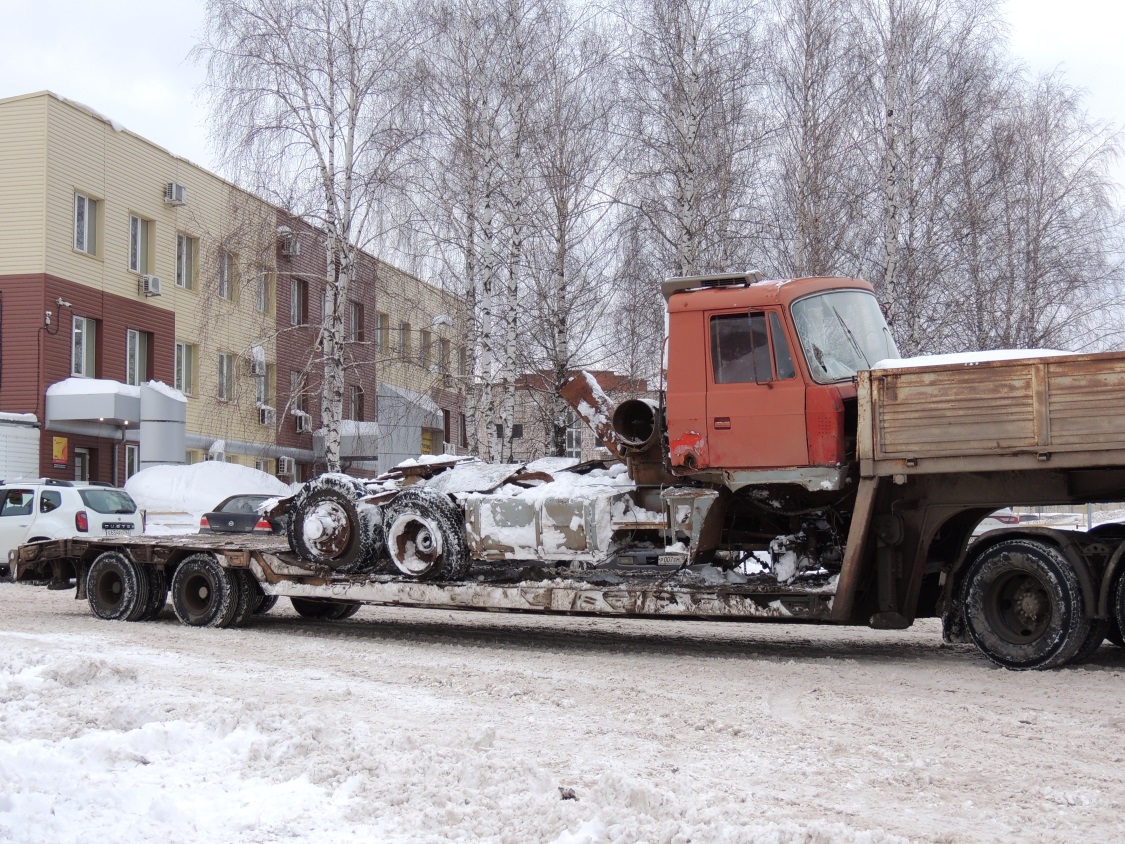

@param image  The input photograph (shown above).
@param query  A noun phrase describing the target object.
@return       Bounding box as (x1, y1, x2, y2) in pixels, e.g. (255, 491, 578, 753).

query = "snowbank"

(125, 462, 292, 520)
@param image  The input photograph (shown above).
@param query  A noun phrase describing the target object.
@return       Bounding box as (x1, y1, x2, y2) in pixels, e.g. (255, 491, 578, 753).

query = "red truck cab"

(663, 274, 898, 475)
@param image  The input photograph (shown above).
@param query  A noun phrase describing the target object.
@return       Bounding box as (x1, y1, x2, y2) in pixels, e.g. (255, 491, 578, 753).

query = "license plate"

(104, 529, 133, 537)
(658, 554, 687, 565)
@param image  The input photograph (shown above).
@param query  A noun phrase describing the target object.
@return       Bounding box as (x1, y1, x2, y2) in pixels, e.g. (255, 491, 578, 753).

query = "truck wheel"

(87, 551, 148, 622)
(383, 486, 469, 581)
(226, 570, 257, 628)
(963, 539, 1090, 670)
(290, 596, 361, 620)
(171, 553, 239, 628)
(138, 567, 168, 621)
(288, 477, 381, 570)
(1113, 576, 1125, 648)
(254, 593, 279, 614)
(1072, 618, 1110, 663)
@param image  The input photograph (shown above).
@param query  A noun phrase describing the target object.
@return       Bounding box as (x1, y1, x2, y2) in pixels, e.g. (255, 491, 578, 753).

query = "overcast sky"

(3, 0, 1123, 182)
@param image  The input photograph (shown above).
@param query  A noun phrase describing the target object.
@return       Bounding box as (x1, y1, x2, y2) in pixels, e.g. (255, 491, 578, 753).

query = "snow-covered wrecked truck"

(15, 273, 1125, 670)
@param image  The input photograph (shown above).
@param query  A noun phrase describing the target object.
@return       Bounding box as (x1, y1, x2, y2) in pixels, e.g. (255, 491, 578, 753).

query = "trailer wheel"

(138, 567, 168, 621)
(383, 486, 469, 580)
(1107, 617, 1124, 648)
(225, 570, 258, 628)
(1112, 576, 1125, 648)
(171, 553, 239, 628)
(254, 593, 279, 614)
(288, 477, 381, 570)
(290, 596, 361, 620)
(86, 551, 148, 622)
(1072, 618, 1110, 663)
(963, 539, 1090, 670)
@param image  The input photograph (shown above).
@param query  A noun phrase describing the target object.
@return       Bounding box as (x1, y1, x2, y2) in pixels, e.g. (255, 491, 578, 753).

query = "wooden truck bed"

(858, 351, 1125, 477)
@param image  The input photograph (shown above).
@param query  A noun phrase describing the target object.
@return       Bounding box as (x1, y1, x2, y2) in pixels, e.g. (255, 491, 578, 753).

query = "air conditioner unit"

(164, 182, 187, 206)
(295, 413, 309, 433)
(259, 406, 276, 426)
(278, 456, 296, 475)
(141, 275, 163, 297)
(248, 358, 266, 376)
(281, 234, 301, 256)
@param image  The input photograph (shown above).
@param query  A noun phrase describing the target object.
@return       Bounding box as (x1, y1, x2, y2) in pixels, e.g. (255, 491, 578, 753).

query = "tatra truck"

(16, 273, 1125, 670)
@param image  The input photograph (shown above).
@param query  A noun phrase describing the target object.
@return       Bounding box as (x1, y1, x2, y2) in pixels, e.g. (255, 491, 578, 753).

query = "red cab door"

(705, 310, 809, 470)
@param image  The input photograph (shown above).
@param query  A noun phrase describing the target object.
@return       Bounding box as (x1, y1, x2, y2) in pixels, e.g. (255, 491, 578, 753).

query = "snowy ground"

(2, 585, 1124, 843)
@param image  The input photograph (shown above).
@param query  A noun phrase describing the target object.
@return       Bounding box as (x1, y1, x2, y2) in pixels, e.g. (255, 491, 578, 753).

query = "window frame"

(176, 233, 197, 289)
(174, 341, 196, 395)
(218, 352, 234, 401)
(125, 444, 139, 480)
(128, 214, 151, 274)
(290, 279, 307, 326)
(256, 269, 271, 313)
(72, 315, 97, 378)
(125, 328, 149, 386)
(73, 192, 98, 256)
(218, 249, 236, 300)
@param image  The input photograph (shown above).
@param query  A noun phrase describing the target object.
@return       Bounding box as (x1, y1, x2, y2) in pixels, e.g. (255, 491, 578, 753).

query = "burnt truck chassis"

(13, 534, 841, 624)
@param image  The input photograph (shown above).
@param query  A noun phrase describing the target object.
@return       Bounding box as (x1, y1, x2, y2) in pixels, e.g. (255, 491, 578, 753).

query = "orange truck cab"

(663, 274, 898, 489)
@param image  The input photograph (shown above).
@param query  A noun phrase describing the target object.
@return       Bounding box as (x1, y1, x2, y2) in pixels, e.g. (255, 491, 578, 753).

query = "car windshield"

(217, 495, 270, 514)
(791, 290, 900, 383)
(79, 488, 137, 515)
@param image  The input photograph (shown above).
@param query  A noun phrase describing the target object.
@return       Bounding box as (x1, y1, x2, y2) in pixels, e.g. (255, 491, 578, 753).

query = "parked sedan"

(199, 494, 285, 535)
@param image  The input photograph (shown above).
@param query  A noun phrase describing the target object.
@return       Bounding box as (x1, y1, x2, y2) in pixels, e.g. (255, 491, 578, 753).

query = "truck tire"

(138, 567, 168, 621)
(287, 476, 381, 570)
(254, 593, 279, 614)
(963, 538, 1090, 670)
(1113, 576, 1125, 648)
(1072, 618, 1110, 663)
(383, 486, 470, 581)
(171, 553, 240, 628)
(290, 596, 361, 620)
(86, 551, 148, 622)
(224, 570, 257, 628)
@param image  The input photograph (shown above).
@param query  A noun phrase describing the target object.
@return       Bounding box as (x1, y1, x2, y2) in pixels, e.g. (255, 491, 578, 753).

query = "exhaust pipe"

(612, 398, 663, 452)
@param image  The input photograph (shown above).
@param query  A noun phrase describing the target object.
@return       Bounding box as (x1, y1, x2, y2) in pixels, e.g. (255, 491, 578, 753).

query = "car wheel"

(383, 486, 469, 581)
(86, 551, 149, 622)
(963, 538, 1090, 670)
(170, 553, 240, 628)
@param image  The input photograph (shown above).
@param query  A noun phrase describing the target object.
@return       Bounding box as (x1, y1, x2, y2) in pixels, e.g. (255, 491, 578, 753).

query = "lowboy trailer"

(15, 273, 1125, 669)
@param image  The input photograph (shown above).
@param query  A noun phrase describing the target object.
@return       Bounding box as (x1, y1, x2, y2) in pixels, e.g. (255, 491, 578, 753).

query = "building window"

(458, 346, 468, 377)
(440, 339, 451, 373)
(348, 385, 364, 421)
(256, 270, 271, 313)
(565, 411, 582, 459)
(376, 312, 389, 353)
(443, 409, 451, 444)
(72, 315, 97, 377)
(74, 192, 98, 255)
(176, 234, 197, 289)
(290, 279, 307, 325)
(459, 413, 467, 448)
(349, 301, 364, 342)
(218, 250, 235, 300)
(400, 322, 412, 360)
(125, 444, 139, 480)
(175, 342, 196, 395)
(218, 352, 234, 401)
(256, 364, 273, 405)
(420, 329, 432, 369)
(290, 370, 307, 414)
(128, 214, 152, 274)
(125, 329, 149, 386)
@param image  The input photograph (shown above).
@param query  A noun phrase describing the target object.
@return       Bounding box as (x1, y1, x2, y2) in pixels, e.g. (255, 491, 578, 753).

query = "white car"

(0, 480, 143, 576)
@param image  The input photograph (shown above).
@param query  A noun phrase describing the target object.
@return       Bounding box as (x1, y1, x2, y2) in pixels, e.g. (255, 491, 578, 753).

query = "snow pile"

(46, 378, 141, 398)
(0, 412, 38, 425)
(125, 462, 292, 523)
(142, 380, 187, 402)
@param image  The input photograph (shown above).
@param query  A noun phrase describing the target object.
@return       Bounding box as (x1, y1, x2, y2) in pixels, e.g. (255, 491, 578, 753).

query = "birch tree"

(197, 0, 422, 471)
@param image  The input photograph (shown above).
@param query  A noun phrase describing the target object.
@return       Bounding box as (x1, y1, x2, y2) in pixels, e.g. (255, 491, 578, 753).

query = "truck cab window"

(711, 312, 794, 384)
(791, 290, 899, 383)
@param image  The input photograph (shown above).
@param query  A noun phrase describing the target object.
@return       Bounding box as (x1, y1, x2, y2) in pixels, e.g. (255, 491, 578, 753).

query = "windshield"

(79, 488, 137, 515)
(791, 290, 899, 383)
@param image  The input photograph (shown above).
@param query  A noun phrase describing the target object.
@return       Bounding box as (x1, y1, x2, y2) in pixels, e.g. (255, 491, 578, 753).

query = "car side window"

(39, 490, 62, 513)
(1, 489, 34, 517)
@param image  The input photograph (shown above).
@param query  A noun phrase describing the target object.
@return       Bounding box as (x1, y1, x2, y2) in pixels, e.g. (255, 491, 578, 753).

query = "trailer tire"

(254, 593, 279, 614)
(171, 553, 239, 628)
(223, 570, 257, 628)
(288, 477, 381, 570)
(1107, 617, 1124, 648)
(138, 567, 168, 621)
(290, 596, 360, 620)
(1112, 575, 1125, 648)
(1072, 618, 1110, 663)
(963, 539, 1090, 670)
(383, 486, 469, 581)
(86, 551, 147, 622)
